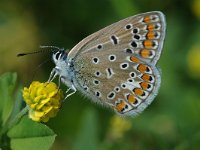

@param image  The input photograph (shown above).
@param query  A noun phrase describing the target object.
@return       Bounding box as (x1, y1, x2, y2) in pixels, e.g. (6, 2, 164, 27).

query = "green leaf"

(9, 85, 23, 120)
(73, 108, 98, 150)
(7, 115, 56, 150)
(0, 72, 17, 127)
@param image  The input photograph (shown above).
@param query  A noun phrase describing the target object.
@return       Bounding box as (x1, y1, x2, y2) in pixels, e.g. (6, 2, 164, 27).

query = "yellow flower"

(187, 45, 200, 78)
(22, 81, 64, 122)
(108, 115, 132, 140)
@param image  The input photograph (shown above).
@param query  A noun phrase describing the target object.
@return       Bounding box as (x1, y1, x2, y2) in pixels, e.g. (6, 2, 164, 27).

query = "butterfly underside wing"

(67, 11, 166, 116)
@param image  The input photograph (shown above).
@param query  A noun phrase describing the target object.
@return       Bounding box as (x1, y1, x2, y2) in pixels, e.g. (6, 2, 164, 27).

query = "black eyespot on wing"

(125, 24, 132, 29)
(134, 35, 140, 40)
(133, 28, 139, 34)
(108, 92, 115, 99)
(131, 41, 137, 48)
(107, 68, 112, 76)
(126, 48, 133, 54)
(111, 35, 118, 45)
(97, 44, 103, 49)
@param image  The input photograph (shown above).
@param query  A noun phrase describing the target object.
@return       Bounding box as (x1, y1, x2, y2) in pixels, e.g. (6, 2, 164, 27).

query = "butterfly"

(48, 11, 166, 116)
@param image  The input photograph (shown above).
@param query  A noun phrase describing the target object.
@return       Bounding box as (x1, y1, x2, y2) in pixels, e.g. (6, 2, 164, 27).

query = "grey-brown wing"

(69, 11, 165, 116)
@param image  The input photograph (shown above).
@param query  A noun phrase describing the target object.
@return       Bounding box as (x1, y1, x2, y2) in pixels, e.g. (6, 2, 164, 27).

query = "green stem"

(0, 106, 28, 139)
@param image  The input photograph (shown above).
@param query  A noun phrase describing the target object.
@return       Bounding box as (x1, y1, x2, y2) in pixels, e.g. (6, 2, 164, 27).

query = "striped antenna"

(17, 45, 64, 57)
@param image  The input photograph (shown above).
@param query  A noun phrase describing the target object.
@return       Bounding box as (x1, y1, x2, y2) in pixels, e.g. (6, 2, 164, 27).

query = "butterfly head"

(52, 49, 67, 64)
(51, 48, 70, 76)
(50, 48, 75, 90)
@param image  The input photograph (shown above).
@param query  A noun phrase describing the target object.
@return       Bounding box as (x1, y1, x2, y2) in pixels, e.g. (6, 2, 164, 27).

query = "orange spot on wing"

(133, 88, 144, 96)
(116, 101, 126, 112)
(142, 74, 153, 82)
(130, 56, 139, 62)
(143, 40, 153, 49)
(140, 82, 149, 90)
(143, 16, 151, 23)
(147, 31, 155, 40)
(142, 74, 150, 81)
(137, 64, 147, 73)
(147, 24, 155, 31)
(127, 94, 136, 103)
(140, 49, 151, 58)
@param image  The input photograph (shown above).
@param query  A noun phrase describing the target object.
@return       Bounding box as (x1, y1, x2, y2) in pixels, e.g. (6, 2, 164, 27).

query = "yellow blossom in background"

(108, 115, 132, 140)
(22, 81, 64, 122)
(187, 45, 200, 78)
(192, 0, 200, 19)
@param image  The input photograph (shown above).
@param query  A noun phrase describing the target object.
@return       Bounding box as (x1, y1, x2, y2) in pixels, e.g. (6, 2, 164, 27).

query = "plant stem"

(0, 106, 28, 139)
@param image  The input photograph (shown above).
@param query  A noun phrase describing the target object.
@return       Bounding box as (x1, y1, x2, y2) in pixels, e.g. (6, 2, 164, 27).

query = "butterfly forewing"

(68, 11, 166, 116)
(69, 11, 165, 65)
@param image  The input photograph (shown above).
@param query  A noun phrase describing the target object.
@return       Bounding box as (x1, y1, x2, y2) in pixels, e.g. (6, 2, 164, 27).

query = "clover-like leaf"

(7, 116, 56, 150)
(0, 72, 17, 127)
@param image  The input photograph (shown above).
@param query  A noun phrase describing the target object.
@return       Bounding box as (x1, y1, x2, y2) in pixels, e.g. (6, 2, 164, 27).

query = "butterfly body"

(51, 11, 166, 116)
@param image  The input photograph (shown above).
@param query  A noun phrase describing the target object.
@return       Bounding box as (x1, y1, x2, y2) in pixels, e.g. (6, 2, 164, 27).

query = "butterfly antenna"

(17, 45, 64, 57)
(17, 50, 44, 57)
(39, 45, 64, 51)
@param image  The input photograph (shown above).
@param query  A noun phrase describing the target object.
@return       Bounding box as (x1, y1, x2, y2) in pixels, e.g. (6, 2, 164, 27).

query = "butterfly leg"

(48, 68, 58, 82)
(63, 84, 77, 101)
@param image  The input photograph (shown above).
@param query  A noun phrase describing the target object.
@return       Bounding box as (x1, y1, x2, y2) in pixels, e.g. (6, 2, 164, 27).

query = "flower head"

(22, 81, 64, 122)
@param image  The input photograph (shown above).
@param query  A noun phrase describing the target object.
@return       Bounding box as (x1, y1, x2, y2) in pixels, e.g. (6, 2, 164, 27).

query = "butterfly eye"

(55, 51, 65, 60)
(55, 52, 61, 60)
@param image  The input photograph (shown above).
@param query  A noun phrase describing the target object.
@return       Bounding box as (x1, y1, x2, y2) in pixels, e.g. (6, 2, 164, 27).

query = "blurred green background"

(1, 0, 200, 149)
